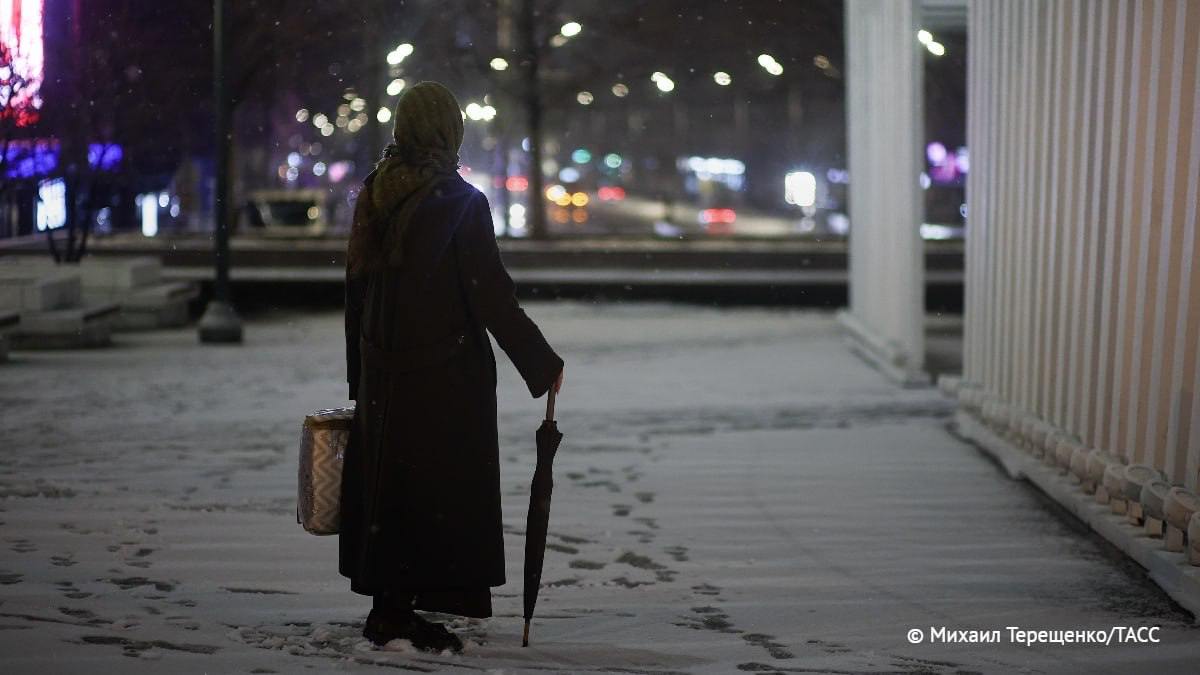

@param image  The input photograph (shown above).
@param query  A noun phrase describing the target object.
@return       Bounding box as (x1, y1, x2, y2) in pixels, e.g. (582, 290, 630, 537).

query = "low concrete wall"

(951, 403, 1200, 619)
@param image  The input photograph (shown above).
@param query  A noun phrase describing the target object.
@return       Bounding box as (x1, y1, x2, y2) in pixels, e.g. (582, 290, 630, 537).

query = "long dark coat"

(339, 175, 563, 616)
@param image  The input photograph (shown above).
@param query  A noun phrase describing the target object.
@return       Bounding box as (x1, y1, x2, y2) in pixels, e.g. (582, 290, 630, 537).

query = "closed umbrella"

(522, 388, 563, 647)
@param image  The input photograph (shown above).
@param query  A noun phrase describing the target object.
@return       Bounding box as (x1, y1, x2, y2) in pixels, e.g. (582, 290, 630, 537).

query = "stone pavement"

(0, 303, 1195, 673)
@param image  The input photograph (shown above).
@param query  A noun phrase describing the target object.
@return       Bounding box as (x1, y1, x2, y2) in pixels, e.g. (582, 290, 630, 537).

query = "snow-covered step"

(0, 267, 82, 312)
(109, 280, 197, 329)
(8, 303, 119, 349)
(3, 256, 197, 330)
(0, 264, 119, 348)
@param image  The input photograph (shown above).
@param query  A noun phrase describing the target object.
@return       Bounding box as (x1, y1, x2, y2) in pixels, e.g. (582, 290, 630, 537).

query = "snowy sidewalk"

(1, 303, 1197, 673)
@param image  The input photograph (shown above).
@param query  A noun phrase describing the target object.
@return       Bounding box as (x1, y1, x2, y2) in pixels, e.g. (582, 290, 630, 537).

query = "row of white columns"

(963, 0, 1200, 491)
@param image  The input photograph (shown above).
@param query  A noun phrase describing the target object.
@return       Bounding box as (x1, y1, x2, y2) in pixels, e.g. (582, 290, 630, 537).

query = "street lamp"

(198, 0, 243, 344)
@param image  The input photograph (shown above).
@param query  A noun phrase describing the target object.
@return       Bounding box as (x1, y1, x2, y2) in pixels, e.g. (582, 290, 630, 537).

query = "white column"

(841, 0, 926, 385)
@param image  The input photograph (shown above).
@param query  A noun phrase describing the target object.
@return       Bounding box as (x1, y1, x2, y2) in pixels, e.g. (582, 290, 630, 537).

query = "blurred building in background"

(1, 0, 196, 247)
(1, 1, 974, 246)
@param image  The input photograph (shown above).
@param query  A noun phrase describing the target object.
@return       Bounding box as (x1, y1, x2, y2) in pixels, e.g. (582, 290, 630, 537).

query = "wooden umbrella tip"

(522, 621, 530, 647)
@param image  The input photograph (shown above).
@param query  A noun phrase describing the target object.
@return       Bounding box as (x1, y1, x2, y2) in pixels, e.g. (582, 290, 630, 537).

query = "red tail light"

(700, 208, 736, 224)
(598, 186, 627, 201)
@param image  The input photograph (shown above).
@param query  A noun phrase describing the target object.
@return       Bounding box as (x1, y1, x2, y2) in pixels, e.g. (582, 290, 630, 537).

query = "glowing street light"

(917, 29, 945, 55)
(757, 53, 783, 76)
(576, 91, 594, 105)
(490, 57, 509, 71)
(651, 71, 675, 92)
(386, 42, 413, 65)
(560, 21, 582, 37)
(386, 78, 406, 96)
(713, 71, 732, 86)
(377, 107, 392, 124)
(464, 102, 497, 122)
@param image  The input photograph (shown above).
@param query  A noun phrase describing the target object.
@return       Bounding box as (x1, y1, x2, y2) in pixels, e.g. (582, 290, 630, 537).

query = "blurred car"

(244, 189, 328, 237)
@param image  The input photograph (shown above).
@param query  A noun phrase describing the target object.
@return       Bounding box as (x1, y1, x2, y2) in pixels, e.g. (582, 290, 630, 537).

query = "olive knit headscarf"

(347, 81, 465, 276)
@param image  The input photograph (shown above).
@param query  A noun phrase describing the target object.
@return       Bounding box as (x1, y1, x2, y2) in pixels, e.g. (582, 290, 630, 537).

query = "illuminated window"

(784, 171, 816, 207)
(36, 178, 65, 231)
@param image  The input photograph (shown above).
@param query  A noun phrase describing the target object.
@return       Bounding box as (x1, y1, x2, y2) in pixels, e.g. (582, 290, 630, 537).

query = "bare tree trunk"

(46, 209, 61, 262)
(77, 177, 92, 259)
(64, 175, 78, 262)
(495, 134, 511, 235)
(520, 0, 547, 240)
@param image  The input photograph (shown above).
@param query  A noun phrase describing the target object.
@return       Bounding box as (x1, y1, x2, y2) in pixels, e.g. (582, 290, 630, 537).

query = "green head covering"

(348, 81, 464, 273)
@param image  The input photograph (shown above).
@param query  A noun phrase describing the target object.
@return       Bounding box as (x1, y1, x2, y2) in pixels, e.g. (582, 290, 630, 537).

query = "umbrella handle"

(522, 620, 530, 647)
(545, 387, 556, 423)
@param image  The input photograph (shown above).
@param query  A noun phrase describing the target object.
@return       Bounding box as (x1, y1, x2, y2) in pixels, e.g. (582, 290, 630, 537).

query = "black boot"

(365, 593, 463, 653)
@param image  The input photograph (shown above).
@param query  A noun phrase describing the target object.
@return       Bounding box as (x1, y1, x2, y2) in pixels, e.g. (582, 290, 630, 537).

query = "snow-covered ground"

(1, 302, 1196, 673)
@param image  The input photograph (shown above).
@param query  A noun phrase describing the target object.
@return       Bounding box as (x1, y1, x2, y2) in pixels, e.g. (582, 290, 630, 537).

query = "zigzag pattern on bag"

(298, 406, 355, 535)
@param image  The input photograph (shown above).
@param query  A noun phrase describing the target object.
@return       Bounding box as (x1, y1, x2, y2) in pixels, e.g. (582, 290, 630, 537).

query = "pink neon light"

(1, 0, 44, 127)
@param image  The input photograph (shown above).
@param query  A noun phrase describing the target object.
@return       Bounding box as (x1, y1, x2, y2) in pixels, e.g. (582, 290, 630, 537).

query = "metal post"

(198, 0, 243, 343)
